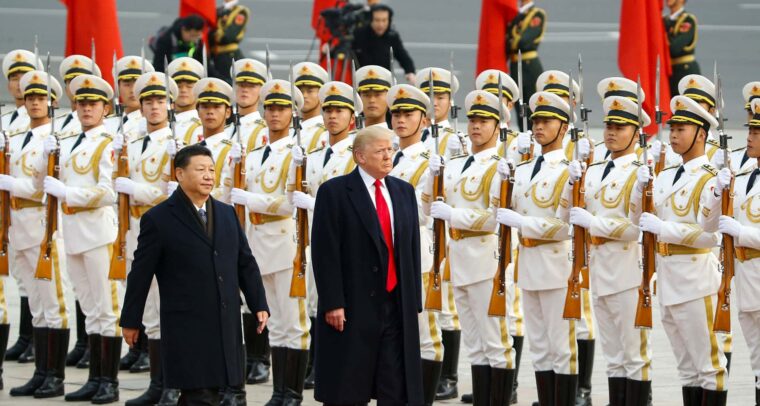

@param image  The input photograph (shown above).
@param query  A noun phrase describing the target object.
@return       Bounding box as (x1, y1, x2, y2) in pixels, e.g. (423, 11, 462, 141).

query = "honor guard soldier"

(182, 78, 235, 203)
(507, 0, 546, 131)
(3, 71, 68, 398)
(535, 71, 588, 159)
(633, 95, 727, 406)
(416, 67, 459, 157)
(384, 83, 445, 405)
(559, 96, 653, 405)
(743, 82, 760, 122)
(356, 65, 392, 130)
(292, 62, 329, 154)
(167, 57, 205, 146)
(477, 69, 524, 165)
(211, 0, 250, 83)
(105, 56, 155, 137)
(665, 0, 700, 96)
(1, 48, 41, 365)
(496, 91, 577, 405)
(705, 99, 760, 405)
(233, 58, 269, 153)
(595, 77, 645, 161)
(112, 72, 181, 406)
(229, 79, 310, 406)
(717, 81, 758, 173)
(289, 81, 361, 390)
(424, 89, 517, 406)
(57, 54, 102, 369)
(42, 74, 122, 403)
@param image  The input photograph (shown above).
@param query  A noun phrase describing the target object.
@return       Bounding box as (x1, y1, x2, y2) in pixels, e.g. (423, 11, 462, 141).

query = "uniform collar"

(269, 134, 291, 149)
(224, 0, 239, 10)
(30, 122, 52, 137)
(473, 146, 497, 161)
(329, 135, 352, 150)
(519, 1, 534, 14)
(436, 119, 451, 129)
(669, 7, 685, 20)
(14, 106, 27, 116)
(541, 148, 565, 163)
(611, 152, 637, 167)
(682, 154, 708, 173)
(301, 115, 323, 129)
(241, 110, 261, 124)
(84, 125, 107, 138)
(369, 121, 389, 130)
(126, 109, 142, 121)
(175, 109, 199, 121)
(147, 126, 172, 141)
(400, 141, 426, 156)
(202, 130, 228, 146)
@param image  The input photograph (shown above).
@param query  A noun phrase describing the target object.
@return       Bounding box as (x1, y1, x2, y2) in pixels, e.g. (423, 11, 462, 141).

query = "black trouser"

(669, 60, 701, 97)
(178, 388, 220, 406)
(373, 293, 407, 406)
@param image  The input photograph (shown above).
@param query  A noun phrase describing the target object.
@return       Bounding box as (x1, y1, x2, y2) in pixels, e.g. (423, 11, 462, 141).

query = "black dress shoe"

(129, 350, 150, 373)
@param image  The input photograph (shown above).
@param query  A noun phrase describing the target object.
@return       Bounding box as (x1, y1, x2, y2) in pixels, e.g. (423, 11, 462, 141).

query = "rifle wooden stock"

(635, 175, 656, 329)
(0, 144, 9, 276)
(520, 144, 534, 163)
(579, 153, 593, 290)
(654, 148, 665, 175)
(290, 161, 308, 298)
(488, 176, 513, 317)
(233, 156, 246, 226)
(108, 147, 129, 280)
(425, 168, 445, 311)
(36, 152, 59, 280)
(714, 176, 735, 333)
(563, 177, 585, 320)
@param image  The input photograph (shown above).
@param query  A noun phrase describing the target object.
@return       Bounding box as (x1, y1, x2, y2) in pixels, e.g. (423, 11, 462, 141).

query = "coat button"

(370, 291, 376, 297)
(372, 266, 378, 273)
(214, 250, 219, 256)
(218, 276, 223, 282)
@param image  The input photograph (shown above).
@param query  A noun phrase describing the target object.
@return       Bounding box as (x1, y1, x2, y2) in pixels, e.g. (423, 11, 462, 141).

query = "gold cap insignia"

(536, 95, 551, 106)
(365, 69, 378, 79)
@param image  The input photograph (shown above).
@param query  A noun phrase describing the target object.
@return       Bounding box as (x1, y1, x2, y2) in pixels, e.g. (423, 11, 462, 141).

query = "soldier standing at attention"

(211, 0, 250, 83)
(507, 0, 546, 131)
(664, 0, 700, 96)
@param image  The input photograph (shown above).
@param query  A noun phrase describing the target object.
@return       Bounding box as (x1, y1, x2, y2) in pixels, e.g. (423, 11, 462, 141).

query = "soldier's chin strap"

(681, 125, 705, 157)
(539, 123, 565, 148)
(609, 127, 639, 154)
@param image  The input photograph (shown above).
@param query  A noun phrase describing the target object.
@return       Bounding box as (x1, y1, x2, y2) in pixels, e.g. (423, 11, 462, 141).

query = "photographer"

(352, 4, 416, 83)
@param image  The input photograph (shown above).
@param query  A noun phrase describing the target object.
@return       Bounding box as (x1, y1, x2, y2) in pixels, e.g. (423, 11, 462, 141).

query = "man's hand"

(326, 308, 346, 332)
(405, 72, 416, 84)
(123, 327, 140, 348)
(256, 311, 269, 334)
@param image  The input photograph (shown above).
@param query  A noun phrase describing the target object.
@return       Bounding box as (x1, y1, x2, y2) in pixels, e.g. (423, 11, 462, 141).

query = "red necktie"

(374, 179, 397, 292)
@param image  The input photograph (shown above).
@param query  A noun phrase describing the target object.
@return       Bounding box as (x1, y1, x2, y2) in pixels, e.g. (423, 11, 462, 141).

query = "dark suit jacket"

(120, 189, 268, 389)
(311, 168, 423, 405)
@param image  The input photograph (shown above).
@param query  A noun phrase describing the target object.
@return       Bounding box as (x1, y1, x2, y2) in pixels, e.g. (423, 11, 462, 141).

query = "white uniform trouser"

(438, 255, 460, 332)
(594, 288, 651, 381)
(16, 239, 70, 329)
(455, 279, 514, 369)
(419, 272, 443, 362)
(738, 310, 760, 389)
(262, 269, 310, 349)
(9, 246, 27, 296)
(67, 245, 121, 337)
(124, 258, 161, 339)
(507, 263, 524, 338)
(660, 295, 727, 391)
(575, 288, 596, 341)
(0, 277, 8, 325)
(523, 287, 578, 374)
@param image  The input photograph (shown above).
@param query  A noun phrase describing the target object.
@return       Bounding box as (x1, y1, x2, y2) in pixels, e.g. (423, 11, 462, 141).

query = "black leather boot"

(246, 322, 271, 385)
(682, 386, 702, 406)
(157, 387, 180, 406)
(125, 339, 163, 405)
(556, 374, 578, 406)
(6, 297, 32, 361)
(534, 370, 555, 406)
(220, 386, 247, 406)
(421, 359, 443, 406)
(129, 331, 150, 373)
(304, 317, 316, 389)
(471, 364, 491, 406)
(76, 346, 90, 369)
(66, 301, 87, 366)
(65, 333, 101, 401)
(120, 327, 144, 371)
(490, 367, 516, 406)
(436, 329, 461, 400)
(607, 377, 626, 406)
(0, 323, 8, 389)
(724, 352, 731, 375)
(10, 327, 48, 396)
(265, 347, 287, 406)
(575, 339, 594, 406)
(34, 328, 69, 398)
(701, 389, 727, 406)
(91, 335, 121, 404)
(282, 349, 309, 406)
(624, 379, 651, 406)
(511, 335, 524, 405)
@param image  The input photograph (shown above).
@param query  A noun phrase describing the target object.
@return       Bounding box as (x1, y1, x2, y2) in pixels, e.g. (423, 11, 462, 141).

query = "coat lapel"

(168, 191, 212, 246)
(346, 168, 385, 258)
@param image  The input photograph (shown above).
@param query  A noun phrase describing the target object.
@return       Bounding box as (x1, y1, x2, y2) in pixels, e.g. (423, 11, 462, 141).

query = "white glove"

(650, 140, 662, 163)
(166, 181, 178, 196)
(446, 134, 463, 155)
(291, 144, 305, 166)
(112, 134, 126, 152)
(496, 208, 525, 228)
(517, 131, 532, 154)
(392, 135, 400, 151)
(713, 150, 725, 169)
(43, 176, 67, 199)
(0, 134, 5, 150)
(166, 140, 177, 156)
(43, 135, 58, 156)
(577, 138, 591, 160)
(292, 191, 316, 211)
(230, 188, 252, 207)
(718, 215, 742, 238)
(636, 165, 652, 192)
(0, 174, 16, 192)
(639, 213, 663, 235)
(430, 201, 452, 221)
(114, 177, 136, 196)
(497, 159, 513, 180)
(568, 160, 583, 184)
(428, 154, 444, 175)
(716, 167, 732, 193)
(569, 207, 594, 229)
(230, 142, 243, 162)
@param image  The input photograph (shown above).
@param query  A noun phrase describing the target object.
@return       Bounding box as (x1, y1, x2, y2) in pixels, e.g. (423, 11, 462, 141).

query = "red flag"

(311, 0, 344, 72)
(476, 0, 518, 76)
(618, 0, 671, 135)
(61, 0, 123, 86)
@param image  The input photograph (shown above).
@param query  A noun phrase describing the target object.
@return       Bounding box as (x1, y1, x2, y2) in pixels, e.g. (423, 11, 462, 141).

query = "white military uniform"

(174, 110, 203, 146)
(199, 130, 234, 203)
(299, 115, 327, 155)
(240, 110, 267, 153)
(56, 110, 82, 139)
(3, 106, 31, 137)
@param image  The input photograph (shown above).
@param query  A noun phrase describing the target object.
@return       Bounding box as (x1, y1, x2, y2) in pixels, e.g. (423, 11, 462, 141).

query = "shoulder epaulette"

(491, 155, 502, 161)
(100, 133, 113, 140)
(308, 145, 325, 154)
(560, 159, 570, 165)
(632, 161, 643, 167)
(736, 168, 754, 177)
(347, 145, 353, 152)
(316, 123, 325, 129)
(443, 127, 456, 134)
(588, 160, 607, 168)
(421, 151, 430, 159)
(517, 158, 534, 167)
(55, 112, 70, 119)
(733, 146, 747, 153)
(707, 139, 719, 147)
(8, 128, 28, 137)
(130, 135, 147, 143)
(190, 117, 201, 124)
(221, 139, 232, 145)
(661, 165, 679, 172)
(59, 132, 80, 140)
(701, 164, 717, 176)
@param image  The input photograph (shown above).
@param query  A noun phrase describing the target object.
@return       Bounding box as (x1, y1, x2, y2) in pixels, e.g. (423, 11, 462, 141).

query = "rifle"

(449, 52, 467, 155)
(326, 43, 333, 81)
(425, 68, 444, 312)
(654, 57, 666, 175)
(265, 45, 271, 80)
(0, 102, 8, 277)
(389, 46, 397, 86)
(351, 59, 363, 129)
(635, 78, 656, 329)
(563, 71, 585, 320)
(577, 55, 593, 289)
(290, 62, 308, 298)
(230, 61, 247, 225)
(714, 72, 734, 334)
(517, 51, 533, 162)
(488, 76, 512, 317)
(164, 59, 178, 182)
(36, 54, 59, 280)
(109, 51, 129, 281)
